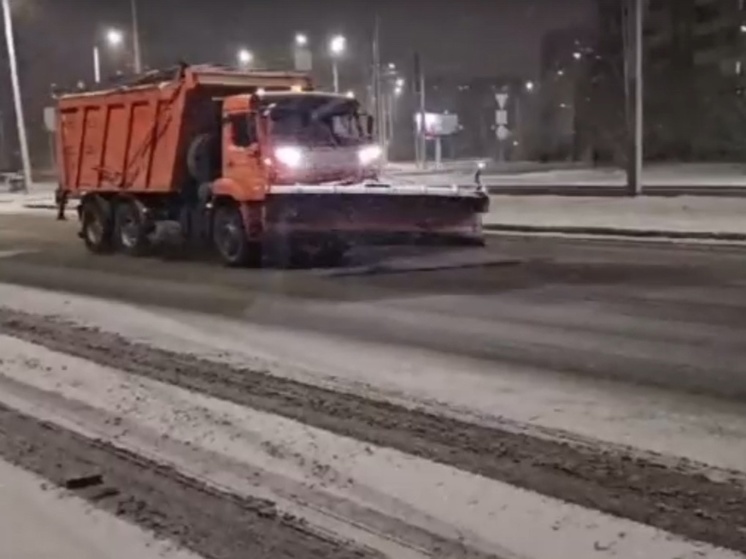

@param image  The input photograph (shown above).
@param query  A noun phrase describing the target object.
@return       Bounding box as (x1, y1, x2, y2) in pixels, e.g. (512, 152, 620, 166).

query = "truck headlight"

(358, 144, 382, 165)
(275, 146, 303, 168)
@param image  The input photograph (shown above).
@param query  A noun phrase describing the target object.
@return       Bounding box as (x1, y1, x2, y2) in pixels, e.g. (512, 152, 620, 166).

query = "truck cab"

(216, 91, 380, 204)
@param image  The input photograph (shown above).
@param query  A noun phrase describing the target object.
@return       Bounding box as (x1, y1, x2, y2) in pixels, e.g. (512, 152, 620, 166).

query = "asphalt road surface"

(0, 212, 745, 558)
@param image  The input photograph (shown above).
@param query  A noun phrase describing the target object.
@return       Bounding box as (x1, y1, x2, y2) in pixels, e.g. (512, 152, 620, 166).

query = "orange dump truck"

(55, 64, 488, 266)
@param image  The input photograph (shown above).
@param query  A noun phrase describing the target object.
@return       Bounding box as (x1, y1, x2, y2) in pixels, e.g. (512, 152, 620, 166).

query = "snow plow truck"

(54, 64, 489, 266)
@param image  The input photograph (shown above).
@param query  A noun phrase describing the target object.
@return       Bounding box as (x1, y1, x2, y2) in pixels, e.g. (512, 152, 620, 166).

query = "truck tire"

(80, 197, 113, 254)
(187, 134, 217, 184)
(114, 199, 151, 256)
(212, 205, 261, 267)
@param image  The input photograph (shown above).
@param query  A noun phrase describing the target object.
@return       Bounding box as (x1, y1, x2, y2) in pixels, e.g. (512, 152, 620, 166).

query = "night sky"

(1, 0, 592, 160)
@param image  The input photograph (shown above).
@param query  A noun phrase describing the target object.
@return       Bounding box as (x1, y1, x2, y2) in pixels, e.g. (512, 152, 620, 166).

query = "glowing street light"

(295, 33, 308, 47)
(525, 80, 535, 92)
(330, 34, 346, 56)
(94, 27, 125, 84)
(329, 34, 346, 93)
(106, 28, 123, 47)
(237, 48, 253, 68)
(345, 90, 355, 98)
(395, 77, 405, 88)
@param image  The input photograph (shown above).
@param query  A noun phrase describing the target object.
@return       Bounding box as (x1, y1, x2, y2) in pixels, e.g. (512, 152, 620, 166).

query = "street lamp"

(93, 28, 124, 84)
(130, 0, 142, 73)
(237, 48, 253, 68)
(1, 0, 31, 189)
(295, 33, 308, 47)
(525, 80, 535, 92)
(329, 34, 346, 93)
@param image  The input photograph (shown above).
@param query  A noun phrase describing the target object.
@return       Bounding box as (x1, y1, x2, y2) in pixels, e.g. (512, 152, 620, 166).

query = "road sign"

(496, 125, 510, 141)
(293, 48, 312, 72)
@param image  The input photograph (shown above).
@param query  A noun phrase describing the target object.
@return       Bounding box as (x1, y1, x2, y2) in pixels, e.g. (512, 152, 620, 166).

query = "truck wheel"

(114, 200, 151, 256)
(212, 205, 260, 267)
(187, 134, 217, 184)
(80, 197, 113, 254)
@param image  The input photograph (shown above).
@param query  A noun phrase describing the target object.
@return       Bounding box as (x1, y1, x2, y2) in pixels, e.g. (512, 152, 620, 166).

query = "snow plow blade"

(265, 183, 489, 244)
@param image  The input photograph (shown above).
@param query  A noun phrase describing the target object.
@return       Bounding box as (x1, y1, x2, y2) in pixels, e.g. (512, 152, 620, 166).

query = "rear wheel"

(212, 204, 261, 267)
(80, 197, 113, 254)
(114, 199, 151, 256)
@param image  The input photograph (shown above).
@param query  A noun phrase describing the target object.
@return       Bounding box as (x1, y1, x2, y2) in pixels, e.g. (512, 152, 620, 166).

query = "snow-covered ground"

(388, 162, 746, 186)
(0, 286, 742, 559)
(482, 195, 746, 235)
(0, 458, 199, 559)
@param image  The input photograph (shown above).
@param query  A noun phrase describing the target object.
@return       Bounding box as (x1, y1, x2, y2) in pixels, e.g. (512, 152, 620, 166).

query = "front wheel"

(212, 205, 261, 267)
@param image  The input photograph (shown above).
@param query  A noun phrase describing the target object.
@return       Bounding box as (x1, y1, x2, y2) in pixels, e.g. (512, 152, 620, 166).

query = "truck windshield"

(267, 96, 365, 148)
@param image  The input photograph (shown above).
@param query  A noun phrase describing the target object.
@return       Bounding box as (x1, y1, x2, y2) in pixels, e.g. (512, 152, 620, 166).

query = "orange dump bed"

(56, 65, 311, 196)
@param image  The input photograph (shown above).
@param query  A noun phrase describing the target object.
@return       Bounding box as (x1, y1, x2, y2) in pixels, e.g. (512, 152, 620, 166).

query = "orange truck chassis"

(54, 64, 488, 266)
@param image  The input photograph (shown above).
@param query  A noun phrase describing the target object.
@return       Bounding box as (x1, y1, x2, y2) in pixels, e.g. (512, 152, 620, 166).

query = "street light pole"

(624, 0, 644, 196)
(329, 35, 346, 93)
(130, 0, 142, 73)
(632, 0, 644, 196)
(332, 59, 339, 93)
(93, 45, 101, 83)
(1, 0, 32, 189)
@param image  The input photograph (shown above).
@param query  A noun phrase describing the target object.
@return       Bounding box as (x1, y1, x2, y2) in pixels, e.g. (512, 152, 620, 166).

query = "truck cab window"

(229, 114, 257, 147)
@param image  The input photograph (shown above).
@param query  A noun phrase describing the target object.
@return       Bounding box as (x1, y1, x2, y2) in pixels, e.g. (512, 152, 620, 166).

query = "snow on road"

(482, 195, 746, 235)
(0, 332, 739, 559)
(1, 282, 745, 476)
(0, 457, 200, 559)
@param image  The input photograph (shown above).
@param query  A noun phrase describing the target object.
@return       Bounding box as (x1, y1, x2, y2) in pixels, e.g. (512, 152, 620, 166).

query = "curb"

(484, 224, 746, 242)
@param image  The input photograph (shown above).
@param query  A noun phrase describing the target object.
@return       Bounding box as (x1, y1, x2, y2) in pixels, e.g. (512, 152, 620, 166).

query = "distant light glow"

(106, 28, 123, 47)
(295, 33, 308, 46)
(573, 51, 582, 60)
(525, 81, 535, 92)
(345, 90, 355, 98)
(330, 35, 346, 56)
(395, 77, 405, 88)
(237, 48, 253, 65)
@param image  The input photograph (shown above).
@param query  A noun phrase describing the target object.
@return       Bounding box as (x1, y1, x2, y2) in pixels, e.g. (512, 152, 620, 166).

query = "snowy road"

(0, 213, 745, 558)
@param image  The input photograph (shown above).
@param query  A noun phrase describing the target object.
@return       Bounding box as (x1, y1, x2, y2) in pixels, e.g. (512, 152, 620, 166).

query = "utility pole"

(413, 52, 426, 168)
(130, 0, 142, 73)
(633, 0, 644, 195)
(1, 0, 32, 190)
(624, 0, 644, 195)
(372, 15, 384, 157)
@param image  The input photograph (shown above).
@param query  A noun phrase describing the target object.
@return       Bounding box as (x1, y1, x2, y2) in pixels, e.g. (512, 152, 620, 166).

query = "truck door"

(222, 112, 266, 201)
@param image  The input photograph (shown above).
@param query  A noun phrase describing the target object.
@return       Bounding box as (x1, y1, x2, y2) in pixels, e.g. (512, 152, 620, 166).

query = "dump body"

(56, 65, 311, 197)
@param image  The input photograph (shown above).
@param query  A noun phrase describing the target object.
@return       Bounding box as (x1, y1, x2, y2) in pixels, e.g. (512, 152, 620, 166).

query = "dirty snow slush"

(1, 308, 745, 553)
(0, 403, 378, 559)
